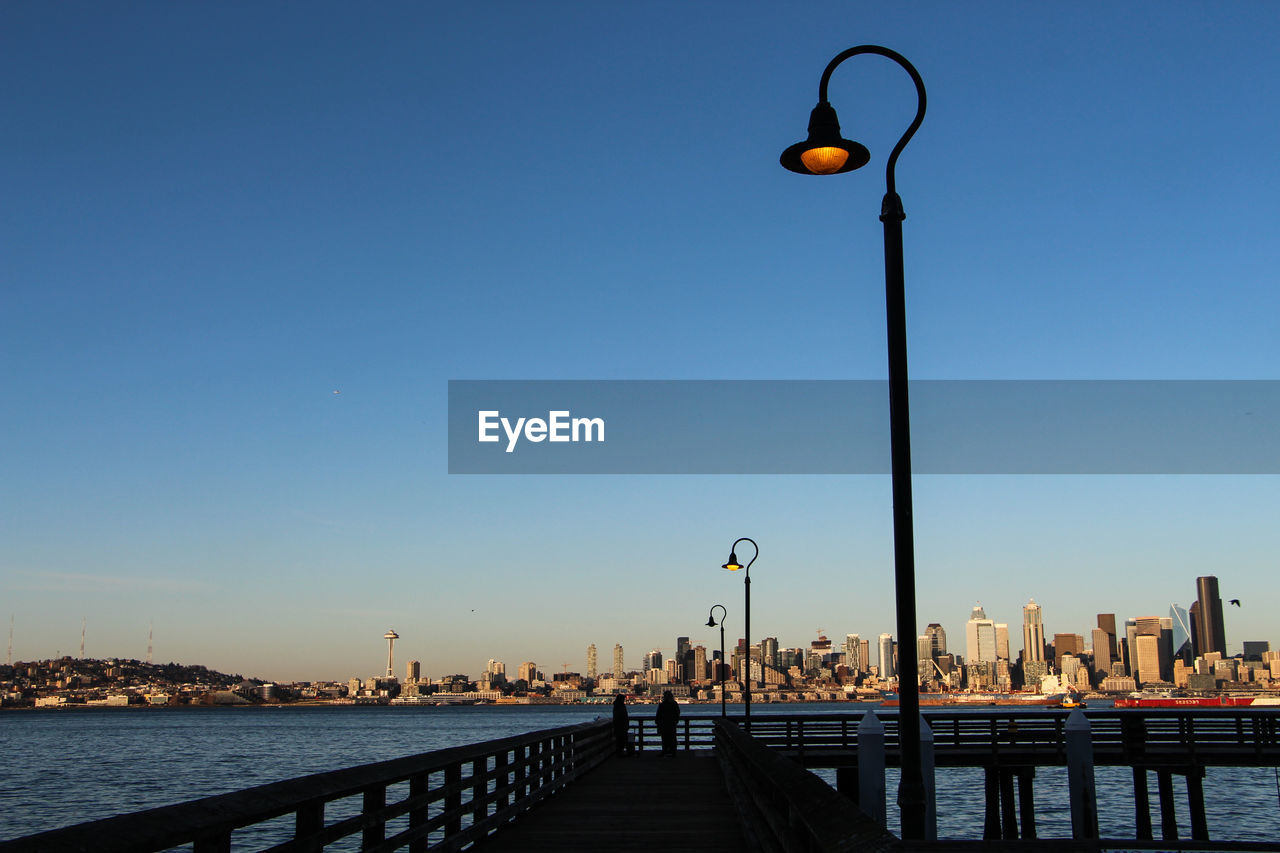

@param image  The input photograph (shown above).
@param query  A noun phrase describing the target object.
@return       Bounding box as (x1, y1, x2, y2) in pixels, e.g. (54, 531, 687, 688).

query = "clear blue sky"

(3, 3, 1278, 681)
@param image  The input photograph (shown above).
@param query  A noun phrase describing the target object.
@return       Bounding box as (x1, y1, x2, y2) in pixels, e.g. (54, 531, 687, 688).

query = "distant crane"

(146, 623, 153, 665)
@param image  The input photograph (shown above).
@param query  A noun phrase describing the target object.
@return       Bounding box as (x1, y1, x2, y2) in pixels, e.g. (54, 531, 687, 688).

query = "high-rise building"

(693, 645, 708, 681)
(844, 634, 863, 673)
(1091, 628, 1112, 674)
(1168, 605, 1192, 663)
(1097, 614, 1118, 662)
(406, 660, 420, 683)
(612, 644, 624, 680)
(1053, 633, 1084, 671)
(878, 633, 895, 680)
(518, 661, 538, 683)
(1194, 576, 1226, 658)
(924, 623, 947, 659)
(762, 637, 780, 669)
(1022, 600, 1045, 663)
(586, 644, 597, 680)
(917, 635, 933, 672)
(966, 605, 997, 664)
(995, 624, 1010, 661)
(644, 649, 663, 673)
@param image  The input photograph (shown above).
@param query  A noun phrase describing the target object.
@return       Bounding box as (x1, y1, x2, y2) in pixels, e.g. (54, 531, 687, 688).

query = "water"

(3, 703, 1279, 844)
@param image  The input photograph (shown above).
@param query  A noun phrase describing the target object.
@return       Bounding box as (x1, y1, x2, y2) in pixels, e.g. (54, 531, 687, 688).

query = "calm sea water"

(2, 703, 1278, 844)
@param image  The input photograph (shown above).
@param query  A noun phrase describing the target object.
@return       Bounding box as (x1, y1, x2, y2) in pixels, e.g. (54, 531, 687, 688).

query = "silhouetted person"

(612, 694, 630, 756)
(656, 690, 680, 756)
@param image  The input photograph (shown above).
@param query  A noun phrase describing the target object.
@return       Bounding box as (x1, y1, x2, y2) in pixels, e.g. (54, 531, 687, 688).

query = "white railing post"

(857, 709, 886, 827)
(1065, 707, 1099, 839)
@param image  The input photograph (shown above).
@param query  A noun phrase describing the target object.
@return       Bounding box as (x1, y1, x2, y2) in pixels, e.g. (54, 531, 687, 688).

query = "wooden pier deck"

(472, 752, 746, 852)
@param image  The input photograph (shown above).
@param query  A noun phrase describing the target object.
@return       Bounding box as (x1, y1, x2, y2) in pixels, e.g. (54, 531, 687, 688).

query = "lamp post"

(779, 45, 928, 840)
(705, 604, 728, 717)
(721, 537, 757, 720)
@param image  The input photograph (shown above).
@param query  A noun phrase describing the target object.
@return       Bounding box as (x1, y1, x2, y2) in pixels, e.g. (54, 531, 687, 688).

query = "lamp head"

(706, 616, 717, 627)
(722, 551, 743, 571)
(780, 101, 870, 175)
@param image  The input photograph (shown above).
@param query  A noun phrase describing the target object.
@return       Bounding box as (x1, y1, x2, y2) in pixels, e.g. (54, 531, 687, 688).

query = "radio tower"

(80, 618, 86, 659)
(7, 615, 12, 667)
(146, 623, 153, 665)
(384, 629, 399, 678)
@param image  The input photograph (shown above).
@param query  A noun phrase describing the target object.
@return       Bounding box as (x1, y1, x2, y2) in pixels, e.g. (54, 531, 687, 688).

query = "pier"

(4, 709, 1280, 852)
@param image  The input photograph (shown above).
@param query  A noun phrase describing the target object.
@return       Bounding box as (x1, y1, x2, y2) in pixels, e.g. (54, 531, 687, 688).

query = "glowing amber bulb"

(800, 146, 849, 174)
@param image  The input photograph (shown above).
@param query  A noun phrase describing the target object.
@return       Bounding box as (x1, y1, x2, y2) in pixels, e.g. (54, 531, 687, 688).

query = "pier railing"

(2, 719, 612, 853)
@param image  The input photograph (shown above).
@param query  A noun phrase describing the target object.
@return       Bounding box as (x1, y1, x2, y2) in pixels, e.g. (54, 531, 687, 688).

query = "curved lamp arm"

(816, 45, 926, 199)
(707, 604, 727, 627)
(723, 537, 759, 578)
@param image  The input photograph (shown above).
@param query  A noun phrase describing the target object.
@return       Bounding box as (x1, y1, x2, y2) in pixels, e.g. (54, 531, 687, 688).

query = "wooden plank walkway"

(472, 752, 747, 851)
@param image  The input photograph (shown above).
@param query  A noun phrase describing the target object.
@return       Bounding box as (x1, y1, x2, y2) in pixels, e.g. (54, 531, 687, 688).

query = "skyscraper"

(586, 644, 597, 680)
(995, 624, 1010, 661)
(878, 633, 895, 679)
(924, 623, 947, 659)
(1022, 600, 1045, 663)
(406, 660, 420, 683)
(1097, 613, 1118, 662)
(1091, 628, 1112, 674)
(966, 605, 997, 664)
(612, 644, 624, 680)
(693, 645, 707, 682)
(1194, 576, 1226, 657)
(845, 634, 862, 673)
(1168, 605, 1192, 663)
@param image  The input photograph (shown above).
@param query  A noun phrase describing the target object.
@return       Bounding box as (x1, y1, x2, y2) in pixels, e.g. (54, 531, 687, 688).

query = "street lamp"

(721, 537, 757, 720)
(780, 45, 928, 840)
(705, 604, 727, 717)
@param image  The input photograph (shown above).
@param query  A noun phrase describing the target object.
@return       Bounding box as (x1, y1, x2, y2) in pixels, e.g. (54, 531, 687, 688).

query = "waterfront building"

(878, 633, 895, 680)
(406, 660, 420, 683)
(1022, 600, 1046, 663)
(966, 605, 997, 665)
(586, 644, 597, 680)
(1194, 576, 1227, 658)
(612, 644, 624, 681)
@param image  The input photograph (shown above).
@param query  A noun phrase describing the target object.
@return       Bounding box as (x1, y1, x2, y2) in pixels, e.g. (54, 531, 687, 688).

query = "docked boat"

(1113, 694, 1280, 708)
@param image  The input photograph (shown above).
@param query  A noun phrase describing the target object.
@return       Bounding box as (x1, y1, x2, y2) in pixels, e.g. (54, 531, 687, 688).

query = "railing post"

(514, 744, 528, 801)
(494, 751, 510, 811)
(362, 783, 386, 848)
(857, 710, 886, 827)
(445, 763, 462, 837)
(1065, 708, 1099, 840)
(409, 772, 428, 853)
(472, 757, 488, 824)
(920, 714, 936, 840)
(295, 801, 324, 853)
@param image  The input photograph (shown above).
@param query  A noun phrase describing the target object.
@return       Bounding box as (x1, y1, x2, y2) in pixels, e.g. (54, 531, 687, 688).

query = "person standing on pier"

(612, 694, 630, 756)
(656, 690, 680, 757)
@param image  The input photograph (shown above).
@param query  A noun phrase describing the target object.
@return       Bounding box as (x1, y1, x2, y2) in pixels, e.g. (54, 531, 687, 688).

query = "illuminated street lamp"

(705, 604, 727, 717)
(780, 45, 928, 840)
(721, 537, 757, 719)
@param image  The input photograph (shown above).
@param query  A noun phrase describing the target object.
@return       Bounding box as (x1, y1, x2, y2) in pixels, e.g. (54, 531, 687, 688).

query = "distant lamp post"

(721, 537, 757, 719)
(780, 44, 928, 840)
(705, 604, 728, 717)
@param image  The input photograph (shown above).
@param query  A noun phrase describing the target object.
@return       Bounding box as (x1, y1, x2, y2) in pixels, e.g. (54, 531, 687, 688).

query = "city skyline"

(4, 5, 1279, 681)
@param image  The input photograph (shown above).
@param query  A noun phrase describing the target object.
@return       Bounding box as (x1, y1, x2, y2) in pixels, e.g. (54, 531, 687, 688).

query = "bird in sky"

(1229, 599, 1241, 607)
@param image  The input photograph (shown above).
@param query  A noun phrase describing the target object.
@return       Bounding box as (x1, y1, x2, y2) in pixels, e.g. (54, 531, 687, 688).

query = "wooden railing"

(713, 718, 897, 853)
(1, 720, 612, 853)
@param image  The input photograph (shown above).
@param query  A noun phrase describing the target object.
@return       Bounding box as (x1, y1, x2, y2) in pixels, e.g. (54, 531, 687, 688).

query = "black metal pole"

(882, 189, 925, 839)
(719, 622, 726, 717)
(744, 572, 751, 720)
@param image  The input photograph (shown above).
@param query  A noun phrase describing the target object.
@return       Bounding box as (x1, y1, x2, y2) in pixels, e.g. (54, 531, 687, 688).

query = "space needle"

(383, 629, 399, 678)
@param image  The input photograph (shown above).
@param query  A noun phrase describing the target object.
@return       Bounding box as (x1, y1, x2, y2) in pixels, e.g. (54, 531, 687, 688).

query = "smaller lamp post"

(706, 604, 728, 717)
(721, 537, 758, 719)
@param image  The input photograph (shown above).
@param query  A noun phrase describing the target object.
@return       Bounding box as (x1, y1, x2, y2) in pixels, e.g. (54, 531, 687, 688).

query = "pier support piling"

(983, 766, 1001, 840)
(999, 769, 1018, 839)
(1132, 767, 1153, 840)
(1016, 768, 1036, 839)
(1186, 766, 1208, 841)
(1157, 769, 1178, 840)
